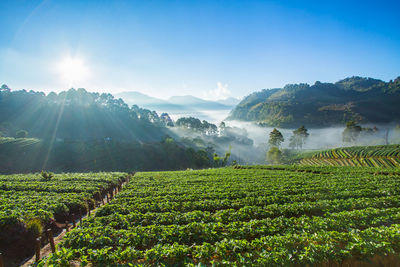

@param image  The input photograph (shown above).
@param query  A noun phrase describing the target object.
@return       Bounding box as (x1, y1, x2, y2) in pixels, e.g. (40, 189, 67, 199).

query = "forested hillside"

(0, 86, 169, 141)
(228, 76, 400, 127)
(0, 86, 214, 173)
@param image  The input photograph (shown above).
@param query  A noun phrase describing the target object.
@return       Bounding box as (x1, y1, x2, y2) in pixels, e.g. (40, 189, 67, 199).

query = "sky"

(0, 0, 399, 100)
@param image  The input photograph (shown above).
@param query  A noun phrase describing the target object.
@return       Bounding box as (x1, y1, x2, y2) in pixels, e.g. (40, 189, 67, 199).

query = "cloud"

(204, 82, 232, 100)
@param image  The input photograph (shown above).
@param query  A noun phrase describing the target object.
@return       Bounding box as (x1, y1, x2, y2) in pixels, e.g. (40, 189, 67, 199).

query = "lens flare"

(57, 56, 89, 84)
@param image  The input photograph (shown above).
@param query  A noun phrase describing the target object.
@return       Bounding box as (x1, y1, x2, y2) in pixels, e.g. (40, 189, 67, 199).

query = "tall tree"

(268, 128, 284, 147)
(289, 125, 309, 149)
(342, 121, 362, 143)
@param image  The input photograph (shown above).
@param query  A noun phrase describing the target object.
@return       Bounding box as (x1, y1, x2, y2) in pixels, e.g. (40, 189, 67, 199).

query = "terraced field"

(39, 166, 400, 266)
(299, 145, 400, 168)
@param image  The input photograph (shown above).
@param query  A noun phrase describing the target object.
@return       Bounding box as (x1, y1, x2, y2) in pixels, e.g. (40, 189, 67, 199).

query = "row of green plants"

(0, 172, 126, 226)
(0, 172, 127, 266)
(39, 166, 400, 265)
(297, 145, 400, 168)
(301, 156, 400, 168)
(309, 145, 400, 158)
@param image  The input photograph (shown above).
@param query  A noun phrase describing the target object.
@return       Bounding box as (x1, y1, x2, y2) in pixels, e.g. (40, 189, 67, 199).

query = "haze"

(1, 0, 400, 100)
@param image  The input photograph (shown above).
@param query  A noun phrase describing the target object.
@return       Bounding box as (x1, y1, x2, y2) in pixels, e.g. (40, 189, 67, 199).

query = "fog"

(226, 121, 399, 150)
(166, 109, 231, 124)
(167, 108, 399, 164)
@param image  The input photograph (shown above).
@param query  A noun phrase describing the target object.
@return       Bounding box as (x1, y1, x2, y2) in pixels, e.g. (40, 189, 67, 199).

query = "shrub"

(40, 170, 54, 181)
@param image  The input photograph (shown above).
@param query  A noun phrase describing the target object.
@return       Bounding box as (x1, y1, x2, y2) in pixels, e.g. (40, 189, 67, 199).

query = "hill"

(115, 91, 235, 113)
(228, 76, 400, 127)
(0, 87, 170, 141)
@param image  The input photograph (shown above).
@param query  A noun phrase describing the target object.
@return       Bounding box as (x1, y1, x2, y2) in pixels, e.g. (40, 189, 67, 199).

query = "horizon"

(3, 74, 399, 102)
(1, 0, 400, 100)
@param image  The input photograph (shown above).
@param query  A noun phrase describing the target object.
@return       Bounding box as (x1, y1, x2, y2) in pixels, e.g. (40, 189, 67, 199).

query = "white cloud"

(204, 82, 232, 100)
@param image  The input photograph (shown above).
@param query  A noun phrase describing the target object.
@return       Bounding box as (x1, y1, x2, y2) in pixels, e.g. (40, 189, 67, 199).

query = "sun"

(57, 56, 89, 85)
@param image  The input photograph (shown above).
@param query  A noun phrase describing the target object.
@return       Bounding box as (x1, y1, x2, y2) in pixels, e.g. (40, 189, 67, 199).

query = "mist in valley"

(169, 108, 400, 165)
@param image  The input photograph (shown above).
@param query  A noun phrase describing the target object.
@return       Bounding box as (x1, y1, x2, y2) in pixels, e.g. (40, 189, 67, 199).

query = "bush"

(40, 170, 54, 181)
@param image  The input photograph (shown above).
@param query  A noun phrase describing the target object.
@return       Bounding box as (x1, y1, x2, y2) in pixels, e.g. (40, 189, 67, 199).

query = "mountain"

(116, 91, 234, 111)
(168, 95, 230, 109)
(216, 97, 241, 106)
(227, 76, 400, 128)
(115, 92, 235, 123)
(115, 91, 167, 105)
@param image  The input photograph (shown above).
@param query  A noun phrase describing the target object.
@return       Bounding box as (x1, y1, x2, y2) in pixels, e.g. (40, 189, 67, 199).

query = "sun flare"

(57, 56, 89, 84)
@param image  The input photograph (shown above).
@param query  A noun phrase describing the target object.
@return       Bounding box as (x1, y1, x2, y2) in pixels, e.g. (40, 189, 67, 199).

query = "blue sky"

(0, 0, 399, 100)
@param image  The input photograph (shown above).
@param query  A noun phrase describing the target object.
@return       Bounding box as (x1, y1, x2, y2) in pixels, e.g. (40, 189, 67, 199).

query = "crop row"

(72, 207, 400, 248)
(300, 157, 400, 168)
(0, 172, 126, 227)
(313, 145, 400, 158)
(39, 167, 400, 265)
(43, 224, 400, 266)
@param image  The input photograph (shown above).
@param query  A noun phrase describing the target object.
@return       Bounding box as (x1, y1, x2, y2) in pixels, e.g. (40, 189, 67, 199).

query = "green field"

(298, 145, 400, 168)
(0, 172, 127, 266)
(34, 166, 400, 266)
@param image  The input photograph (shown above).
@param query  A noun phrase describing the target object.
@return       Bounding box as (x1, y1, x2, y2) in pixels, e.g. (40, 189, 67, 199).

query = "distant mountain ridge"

(227, 76, 400, 127)
(115, 92, 239, 112)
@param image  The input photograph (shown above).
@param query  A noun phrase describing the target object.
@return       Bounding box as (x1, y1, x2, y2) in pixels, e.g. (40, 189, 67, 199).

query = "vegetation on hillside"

(0, 86, 170, 141)
(228, 76, 400, 127)
(297, 145, 400, 168)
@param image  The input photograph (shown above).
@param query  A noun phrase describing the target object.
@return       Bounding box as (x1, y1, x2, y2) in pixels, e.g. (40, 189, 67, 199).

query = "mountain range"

(227, 76, 400, 128)
(115, 92, 240, 112)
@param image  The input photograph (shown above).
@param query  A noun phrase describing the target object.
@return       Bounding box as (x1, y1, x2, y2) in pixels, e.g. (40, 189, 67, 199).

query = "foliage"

(0, 137, 212, 174)
(268, 128, 284, 147)
(342, 121, 362, 143)
(40, 170, 54, 181)
(228, 76, 400, 127)
(0, 172, 127, 265)
(289, 125, 309, 149)
(26, 218, 43, 238)
(298, 144, 400, 168)
(266, 146, 282, 164)
(0, 88, 170, 141)
(213, 148, 231, 167)
(38, 166, 400, 266)
(176, 117, 217, 135)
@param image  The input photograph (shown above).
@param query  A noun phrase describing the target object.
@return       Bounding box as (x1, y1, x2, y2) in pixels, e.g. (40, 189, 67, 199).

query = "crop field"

(299, 145, 400, 168)
(0, 172, 127, 266)
(38, 166, 400, 266)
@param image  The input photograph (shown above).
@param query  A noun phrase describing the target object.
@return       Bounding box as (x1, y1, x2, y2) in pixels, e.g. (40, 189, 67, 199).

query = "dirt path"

(21, 177, 131, 266)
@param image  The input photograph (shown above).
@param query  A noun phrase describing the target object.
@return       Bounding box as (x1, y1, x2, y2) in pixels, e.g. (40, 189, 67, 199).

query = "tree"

(0, 84, 10, 92)
(268, 128, 284, 147)
(342, 121, 362, 143)
(16, 130, 28, 138)
(212, 147, 231, 167)
(266, 147, 282, 164)
(160, 113, 174, 127)
(289, 125, 309, 149)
